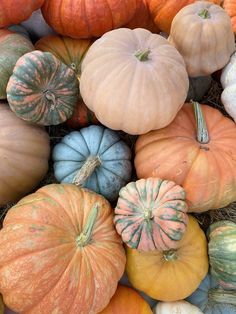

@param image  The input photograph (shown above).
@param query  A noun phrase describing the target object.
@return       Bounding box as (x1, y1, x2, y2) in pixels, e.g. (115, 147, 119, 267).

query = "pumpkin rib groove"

(99, 165, 127, 182)
(79, 130, 91, 154)
(100, 139, 124, 156)
(94, 170, 101, 195)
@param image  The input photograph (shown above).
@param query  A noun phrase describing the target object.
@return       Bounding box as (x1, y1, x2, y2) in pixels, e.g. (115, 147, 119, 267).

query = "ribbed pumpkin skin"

(53, 125, 132, 201)
(7, 50, 79, 126)
(35, 35, 92, 79)
(0, 29, 34, 99)
(114, 178, 188, 251)
(0, 0, 45, 27)
(0, 104, 50, 206)
(41, 0, 137, 39)
(126, 216, 208, 301)
(0, 184, 126, 314)
(208, 221, 236, 290)
(135, 103, 236, 212)
(223, 0, 236, 33)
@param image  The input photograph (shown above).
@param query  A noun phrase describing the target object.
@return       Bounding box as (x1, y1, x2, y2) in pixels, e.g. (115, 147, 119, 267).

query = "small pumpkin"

(135, 102, 236, 212)
(80, 28, 189, 135)
(53, 125, 132, 201)
(168, 1, 235, 77)
(153, 301, 203, 313)
(208, 220, 236, 290)
(0, 184, 126, 314)
(0, 29, 34, 99)
(99, 285, 153, 314)
(7, 50, 79, 126)
(223, 0, 236, 34)
(114, 178, 188, 252)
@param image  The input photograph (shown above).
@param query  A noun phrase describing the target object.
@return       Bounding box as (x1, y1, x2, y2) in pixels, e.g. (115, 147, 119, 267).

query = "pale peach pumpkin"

(223, 0, 236, 33)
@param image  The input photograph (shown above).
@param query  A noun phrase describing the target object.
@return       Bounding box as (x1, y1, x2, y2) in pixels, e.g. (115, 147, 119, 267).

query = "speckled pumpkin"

(7, 50, 79, 125)
(114, 178, 188, 252)
(52, 125, 132, 201)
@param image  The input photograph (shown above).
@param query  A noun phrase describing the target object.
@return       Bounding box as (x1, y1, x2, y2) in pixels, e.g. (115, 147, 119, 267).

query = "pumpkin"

(7, 50, 79, 126)
(223, 0, 236, 34)
(114, 177, 188, 252)
(0, 103, 50, 206)
(186, 76, 212, 102)
(99, 285, 153, 314)
(0, 29, 34, 99)
(135, 102, 236, 212)
(8, 25, 30, 39)
(187, 273, 236, 314)
(41, 0, 137, 39)
(80, 28, 189, 135)
(208, 220, 236, 290)
(52, 125, 132, 201)
(126, 215, 208, 301)
(0, 0, 45, 28)
(0, 184, 126, 314)
(148, 0, 223, 34)
(35, 35, 92, 80)
(153, 301, 203, 313)
(168, 1, 235, 77)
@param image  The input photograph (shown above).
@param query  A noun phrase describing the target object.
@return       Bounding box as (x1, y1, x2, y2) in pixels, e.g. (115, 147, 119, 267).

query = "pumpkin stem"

(73, 155, 101, 186)
(134, 49, 151, 61)
(191, 100, 209, 144)
(44, 90, 56, 110)
(198, 8, 211, 19)
(163, 249, 178, 261)
(208, 288, 236, 305)
(76, 203, 99, 247)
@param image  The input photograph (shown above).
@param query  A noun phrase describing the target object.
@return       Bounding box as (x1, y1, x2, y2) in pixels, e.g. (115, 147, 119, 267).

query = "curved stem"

(73, 155, 101, 186)
(208, 288, 236, 305)
(44, 90, 56, 110)
(134, 49, 151, 61)
(163, 249, 178, 261)
(198, 9, 211, 19)
(191, 100, 209, 144)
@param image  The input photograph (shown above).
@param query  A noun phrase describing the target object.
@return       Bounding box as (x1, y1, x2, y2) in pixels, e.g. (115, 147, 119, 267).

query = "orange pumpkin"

(0, 184, 126, 314)
(99, 285, 153, 314)
(223, 0, 236, 33)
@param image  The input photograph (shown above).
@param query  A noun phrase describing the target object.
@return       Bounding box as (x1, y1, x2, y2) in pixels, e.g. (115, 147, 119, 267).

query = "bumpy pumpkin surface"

(114, 178, 188, 251)
(126, 216, 208, 301)
(7, 50, 79, 126)
(41, 0, 137, 39)
(0, 104, 50, 206)
(135, 102, 236, 212)
(0, 184, 126, 314)
(53, 125, 132, 201)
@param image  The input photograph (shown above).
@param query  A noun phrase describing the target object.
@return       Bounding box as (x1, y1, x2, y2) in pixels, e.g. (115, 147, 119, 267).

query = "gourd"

(80, 28, 189, 135)
(7, 50, 79, 126)
(168, 1, 235, 77)
(135, 102, 236, 212)
(52, 125, 132, 201)
(8, 25, 30, 39)
(153, 301, 203, 313)
(126, 216, 208, 301)
(0, 103, 50, 206)
(223, 0, 236, 34)
(114, 178, 188, 251)
(0, 184, 126, 314)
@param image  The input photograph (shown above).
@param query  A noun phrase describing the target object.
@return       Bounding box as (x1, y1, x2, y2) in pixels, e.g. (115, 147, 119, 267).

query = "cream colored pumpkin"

(153, 301, 203, 314)
(168, 1, 235, 77)
(80, 28, 189, 135)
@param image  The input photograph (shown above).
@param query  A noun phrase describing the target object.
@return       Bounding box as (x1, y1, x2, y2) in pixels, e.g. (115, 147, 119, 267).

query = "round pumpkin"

(7, 50, 79, 126)
(168, 1, 235, 77)
(52, 125, 132, 201)
(0, 103, 50, 206)
(154, 301, 203, 313)
(0, 184, 126, 313)
(0, 29, 34, 99)
(80, 28, 189, 135)
(41, 0, 137, 39)
(126, 215, 208, 301)
(135, 102, 236, 212)
(223, 0, 236, 34)
(114, 178, 188, 252)
(99, 285, 153, 314)
(35, 35, 92, 80)
(208, 220, 236, 290)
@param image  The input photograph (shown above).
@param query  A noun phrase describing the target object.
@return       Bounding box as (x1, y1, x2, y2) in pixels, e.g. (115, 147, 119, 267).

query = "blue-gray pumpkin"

(52, 125, 132, 201)
(186, 273, 236, 314)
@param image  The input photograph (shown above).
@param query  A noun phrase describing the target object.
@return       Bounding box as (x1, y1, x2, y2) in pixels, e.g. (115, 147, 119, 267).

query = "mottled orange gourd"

(223, 0, 236, 33)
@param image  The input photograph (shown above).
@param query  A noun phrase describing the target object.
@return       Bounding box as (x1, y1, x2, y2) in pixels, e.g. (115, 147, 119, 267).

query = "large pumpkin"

(114, 178, 188, 251)
(126, 216, 208, 301)
(0, 104, 50, 206)
(80, 28, 189, 135)
(223, 0, 236, 34)
(41, 0, 137, 39)
(52, 125, 132, 201)
(135, 102, 236, 212)
(0, 184, 126, 314)
(7, 50, 79, 126)
(0, 29, 34, 99)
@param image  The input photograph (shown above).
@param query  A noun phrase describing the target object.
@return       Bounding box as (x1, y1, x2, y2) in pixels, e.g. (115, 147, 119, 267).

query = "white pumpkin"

(153, 301, 203, 314)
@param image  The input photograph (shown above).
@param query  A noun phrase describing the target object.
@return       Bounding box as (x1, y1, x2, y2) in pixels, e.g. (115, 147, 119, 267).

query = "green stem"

(208, 288, 236, 305)
(163, 249, 178, 261)
(198, 8, 211, 19)
(134, 49, 151, 61)
(76, 203, 99, 247)
(191, 100, 209, 144)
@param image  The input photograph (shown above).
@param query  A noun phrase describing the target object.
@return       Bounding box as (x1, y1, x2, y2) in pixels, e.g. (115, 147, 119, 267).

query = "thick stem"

(198, 8, 211, 19)
(76, 203, 99, 247)
(208, 288, 236, 305)
(73, 155, 101, 186)
(163, 249, 178, 261)
(44, 90, 56, 110)
(134, 49, 151, 61)
(191, 100, 209, 144)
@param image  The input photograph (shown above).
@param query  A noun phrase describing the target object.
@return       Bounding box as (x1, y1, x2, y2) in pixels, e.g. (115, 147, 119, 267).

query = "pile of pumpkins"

(0, 0, 236, 313)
